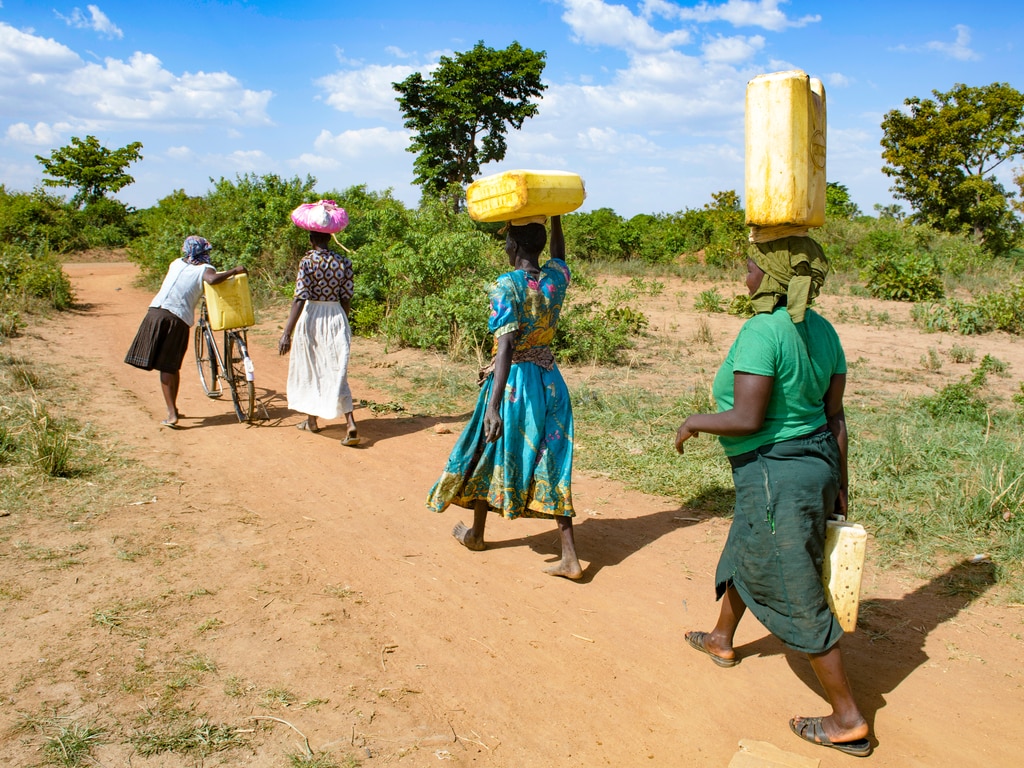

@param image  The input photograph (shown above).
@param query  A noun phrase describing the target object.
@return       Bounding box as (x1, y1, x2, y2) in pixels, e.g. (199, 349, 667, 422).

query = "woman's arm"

(483, 333, 515, 442)
(278, 299, 306, 355)
(549, 215, 564, 261)
(675, 373, 773, 453)
(824, 373, 849, 517)
(203, 265, 246, 285)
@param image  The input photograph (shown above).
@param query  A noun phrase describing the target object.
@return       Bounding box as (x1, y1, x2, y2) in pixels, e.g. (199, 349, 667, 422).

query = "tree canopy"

(36, 135, 143, 208)
(825, 182, 861, 220)
(880, 82, 1024, 253)
(393, 41, 546, 207)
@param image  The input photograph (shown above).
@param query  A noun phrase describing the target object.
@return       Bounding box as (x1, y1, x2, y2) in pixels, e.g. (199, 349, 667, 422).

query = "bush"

(552, 301, 632, 364)
(864, 251, 944, 301)
(0, 244, 74, 311)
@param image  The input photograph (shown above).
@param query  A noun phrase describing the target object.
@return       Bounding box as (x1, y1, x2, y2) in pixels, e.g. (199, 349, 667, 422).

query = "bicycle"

(194, 297, 257, 422)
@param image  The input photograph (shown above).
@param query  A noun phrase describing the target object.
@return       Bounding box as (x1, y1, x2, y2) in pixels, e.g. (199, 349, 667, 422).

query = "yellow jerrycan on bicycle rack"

(203, 273, 254, 331)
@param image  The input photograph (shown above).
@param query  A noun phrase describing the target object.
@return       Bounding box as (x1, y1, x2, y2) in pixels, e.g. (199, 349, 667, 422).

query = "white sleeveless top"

(150, 258, 211, 326)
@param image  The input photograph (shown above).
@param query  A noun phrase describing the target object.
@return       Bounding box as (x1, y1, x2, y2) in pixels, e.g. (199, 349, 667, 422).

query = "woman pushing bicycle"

(125, 235, 247, 429)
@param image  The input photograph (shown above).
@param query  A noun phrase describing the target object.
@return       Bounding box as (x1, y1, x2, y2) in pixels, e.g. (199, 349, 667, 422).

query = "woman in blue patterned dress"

(427, 216, 581, 579)
(278, 230, 359, 445)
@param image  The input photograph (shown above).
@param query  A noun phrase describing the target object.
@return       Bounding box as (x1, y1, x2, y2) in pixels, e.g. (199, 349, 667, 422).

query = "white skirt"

(287, 301, 353, 420)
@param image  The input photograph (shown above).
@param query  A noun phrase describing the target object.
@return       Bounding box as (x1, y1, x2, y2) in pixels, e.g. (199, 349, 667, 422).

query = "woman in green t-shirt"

(674, 236, 871, 758)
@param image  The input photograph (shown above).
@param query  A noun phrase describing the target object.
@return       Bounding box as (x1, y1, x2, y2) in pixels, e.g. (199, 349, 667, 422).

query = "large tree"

(880, 82, 1024, 253)
(393, 41, 546, 208)
(36, 135, 143, 208)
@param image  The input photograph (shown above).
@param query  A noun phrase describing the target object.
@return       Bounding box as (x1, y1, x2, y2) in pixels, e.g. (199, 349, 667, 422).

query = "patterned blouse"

(294, 247, 354, 302)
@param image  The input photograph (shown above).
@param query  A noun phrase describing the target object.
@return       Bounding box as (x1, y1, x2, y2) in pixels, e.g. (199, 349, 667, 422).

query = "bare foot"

(452, 521, 485, 551)
(544, 557, 583, 580)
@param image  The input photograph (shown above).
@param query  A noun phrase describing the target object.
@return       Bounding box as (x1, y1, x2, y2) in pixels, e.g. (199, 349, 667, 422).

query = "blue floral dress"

(426, 258, 575, 519)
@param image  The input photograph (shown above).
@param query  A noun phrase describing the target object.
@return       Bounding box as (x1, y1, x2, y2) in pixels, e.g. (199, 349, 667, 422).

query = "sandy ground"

(1, 260, 1023, 767)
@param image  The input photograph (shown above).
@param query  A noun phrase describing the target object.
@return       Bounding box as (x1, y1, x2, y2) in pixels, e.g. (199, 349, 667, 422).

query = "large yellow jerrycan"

(466, 170, 586, 223)
(204, 274, 254, 331)
(745, 70, 827, 228)
(821, 520, 867, 632)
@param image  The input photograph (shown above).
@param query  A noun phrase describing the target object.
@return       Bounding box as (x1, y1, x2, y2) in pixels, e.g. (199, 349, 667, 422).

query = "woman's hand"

(278, 335, 291, 355)
(483, 404, 503, 443)
(675, 419, 699, 454)
(833, 487, 849, 519)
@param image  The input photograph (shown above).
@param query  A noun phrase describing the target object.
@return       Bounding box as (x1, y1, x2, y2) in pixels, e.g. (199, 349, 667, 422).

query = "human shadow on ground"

(458, 487, 735, 583)
(188, 387, 470, 441)
(727, 558, 998, 732)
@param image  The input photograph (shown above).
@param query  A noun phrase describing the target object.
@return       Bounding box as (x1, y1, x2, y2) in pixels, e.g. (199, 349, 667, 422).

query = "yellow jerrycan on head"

(745, 69, 827, 228)
(466, 170, 586, 223)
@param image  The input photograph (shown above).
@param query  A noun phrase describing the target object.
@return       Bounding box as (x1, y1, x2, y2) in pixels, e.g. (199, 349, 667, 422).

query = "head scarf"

(181, 235, 212, 266)
(749, 235, 829, 323)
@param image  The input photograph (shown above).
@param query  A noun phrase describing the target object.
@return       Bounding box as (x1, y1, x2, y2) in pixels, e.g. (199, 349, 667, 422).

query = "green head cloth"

(750, 236, 830, 324)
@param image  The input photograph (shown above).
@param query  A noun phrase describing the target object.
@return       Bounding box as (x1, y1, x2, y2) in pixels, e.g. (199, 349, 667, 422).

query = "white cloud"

(312, 127, 411, 157)
(4, 121, 74, 145)
(67, 52, 273, 124)
(1, 23, 271, 127)
(0, 22, 81, 78)
(315, 63, 420, 120)
(165, 146, 196, 161)
(55, 4, 124, 39)
(561, 0, 691, 51)
(892, 24, 980, 62)
(224, 149, 270, 170)
(653, 0, 820, 31)
(825, 72, 852, 88)
(702, 34, 765, 64)
(926, 24, 980, 61)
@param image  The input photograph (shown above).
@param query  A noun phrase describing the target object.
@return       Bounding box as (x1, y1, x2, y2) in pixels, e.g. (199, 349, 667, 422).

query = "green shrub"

(553, 301, 632, 364)
(0, 244, 74, 311)
(727, 294, 754, 317)
(694, 288, 726, 313)
(948, 344, 976, 364)
(604, 305, 648, 334)
(864, 251, 944, 301)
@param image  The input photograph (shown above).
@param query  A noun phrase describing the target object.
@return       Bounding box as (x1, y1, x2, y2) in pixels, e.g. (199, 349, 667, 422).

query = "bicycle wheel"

(225, 329, 256, 422)
(194, 321, 222, 398)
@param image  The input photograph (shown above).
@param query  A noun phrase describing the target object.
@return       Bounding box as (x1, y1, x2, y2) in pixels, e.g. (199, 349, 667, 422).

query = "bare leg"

(685, 584, 746, 664)
(453, 499, 488, 551)
(159, 371, 180, 423)
(793, 644, 869, 743)
(341, 410, 359, 445)
(543, 516, 583, 580)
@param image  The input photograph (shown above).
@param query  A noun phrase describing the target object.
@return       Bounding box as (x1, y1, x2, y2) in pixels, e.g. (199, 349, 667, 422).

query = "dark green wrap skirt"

(715, 429, 845, 654)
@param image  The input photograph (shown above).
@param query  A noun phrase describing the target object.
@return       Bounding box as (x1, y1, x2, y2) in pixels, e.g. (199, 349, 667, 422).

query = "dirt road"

(3, 261, 1022, 767)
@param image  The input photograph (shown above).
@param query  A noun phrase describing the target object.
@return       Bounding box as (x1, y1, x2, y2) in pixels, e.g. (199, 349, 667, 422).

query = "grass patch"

(130, 706, 245, 757)
(16, 714, 106, 768)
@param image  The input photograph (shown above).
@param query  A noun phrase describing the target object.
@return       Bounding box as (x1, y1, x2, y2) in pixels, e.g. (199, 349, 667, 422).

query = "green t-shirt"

(713, 307, 846, 456)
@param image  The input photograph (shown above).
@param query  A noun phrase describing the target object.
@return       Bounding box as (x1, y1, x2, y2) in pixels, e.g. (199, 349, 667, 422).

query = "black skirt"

(124, 307, 190, 373)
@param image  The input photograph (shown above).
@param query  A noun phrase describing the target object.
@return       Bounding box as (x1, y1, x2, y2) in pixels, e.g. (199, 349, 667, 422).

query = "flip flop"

(341, 430, 360, 447)
(789, 717, 872, 757)
(296, 421, 321, 433)
(684, 631, 739, 667)
(160, 419, 182, 430)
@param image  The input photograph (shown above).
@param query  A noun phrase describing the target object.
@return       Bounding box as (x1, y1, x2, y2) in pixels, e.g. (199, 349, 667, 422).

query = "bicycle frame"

(194, 299, 257, 422)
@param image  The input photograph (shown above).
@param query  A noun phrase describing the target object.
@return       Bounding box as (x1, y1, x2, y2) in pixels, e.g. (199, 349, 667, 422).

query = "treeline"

(2, 174, 1022, 357)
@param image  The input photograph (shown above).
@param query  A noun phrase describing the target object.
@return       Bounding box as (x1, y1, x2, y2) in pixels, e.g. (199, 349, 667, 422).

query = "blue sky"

(1, 1, 1022, 218)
